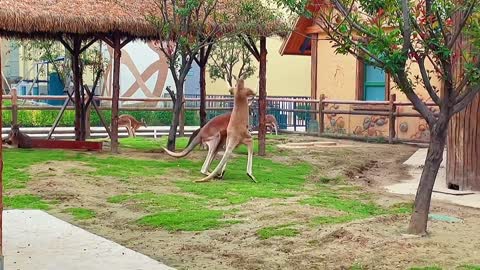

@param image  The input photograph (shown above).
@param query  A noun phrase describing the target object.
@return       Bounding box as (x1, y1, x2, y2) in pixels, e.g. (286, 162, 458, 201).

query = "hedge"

(1, 106, 200, 127)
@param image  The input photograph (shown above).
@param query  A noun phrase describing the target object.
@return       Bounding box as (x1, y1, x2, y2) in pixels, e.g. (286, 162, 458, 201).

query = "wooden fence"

(1, 90, 436, 143)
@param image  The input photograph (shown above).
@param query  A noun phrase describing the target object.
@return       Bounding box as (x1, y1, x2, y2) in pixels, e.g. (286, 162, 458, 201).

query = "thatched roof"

(0, 0, 157, 39)
(0, 0, 286, 40)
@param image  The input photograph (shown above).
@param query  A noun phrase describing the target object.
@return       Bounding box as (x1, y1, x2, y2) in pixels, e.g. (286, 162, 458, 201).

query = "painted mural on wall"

(396, 91, 436, 141)
(102, 41, 200, 107)
(322, 90, 434, 142)
(324, 101, 347, 134)
(352, 116, 388, 137)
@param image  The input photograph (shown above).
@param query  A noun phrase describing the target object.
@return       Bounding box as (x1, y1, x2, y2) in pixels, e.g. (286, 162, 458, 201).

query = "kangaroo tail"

(163, 132, 201, 158)
(188, 128, 201, 146)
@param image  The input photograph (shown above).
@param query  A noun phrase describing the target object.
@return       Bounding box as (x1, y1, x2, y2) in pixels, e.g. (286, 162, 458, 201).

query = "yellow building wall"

(206, 37, 311, 97)
(315, 35, 440, 142)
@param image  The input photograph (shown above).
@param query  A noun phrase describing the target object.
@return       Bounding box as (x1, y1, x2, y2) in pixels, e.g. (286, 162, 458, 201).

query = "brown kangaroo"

(118, 114, 147, 137)
(266, 114, 279, 135)
(163, 113, 230, 176)
(2, 124, 33, 148)
(196, 79, 256, 183)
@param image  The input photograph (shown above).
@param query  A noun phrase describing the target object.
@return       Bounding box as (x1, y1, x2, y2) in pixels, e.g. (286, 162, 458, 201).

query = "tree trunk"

(258, 36, 267, 156)
(167, 83, 183, 151)
(408, 122, 448, 235)
(199, 63, 207, 127)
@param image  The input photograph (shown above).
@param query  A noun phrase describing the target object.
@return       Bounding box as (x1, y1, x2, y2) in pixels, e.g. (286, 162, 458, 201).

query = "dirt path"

(15, 135, 480, 269)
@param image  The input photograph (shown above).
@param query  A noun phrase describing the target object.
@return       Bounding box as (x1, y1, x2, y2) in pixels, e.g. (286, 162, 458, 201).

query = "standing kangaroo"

(163, 113, 230, 176)
(266, 114, 279, 135)
(118, 114, 147, 137)
(196, 79, 256, 183)
(2, 124, 32, 148)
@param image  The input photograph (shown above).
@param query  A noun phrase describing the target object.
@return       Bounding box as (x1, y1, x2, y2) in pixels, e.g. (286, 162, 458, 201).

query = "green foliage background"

(1, 107, 200, 127)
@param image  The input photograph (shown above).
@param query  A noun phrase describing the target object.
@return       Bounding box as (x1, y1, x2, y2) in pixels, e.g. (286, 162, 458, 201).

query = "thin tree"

(208, 36, 257, 88)
(147, 0, 227, 150)
(277, 0, 480, 234)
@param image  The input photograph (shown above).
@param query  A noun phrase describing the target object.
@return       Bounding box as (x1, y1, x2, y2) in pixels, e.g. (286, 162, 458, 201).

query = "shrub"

(2, 108, 200, 127)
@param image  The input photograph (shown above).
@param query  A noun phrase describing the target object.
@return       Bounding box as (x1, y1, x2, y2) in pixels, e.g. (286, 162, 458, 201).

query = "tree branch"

(165, 86, 176, 104)
(417, 55, 441, 105)
(393, 72, 436, 124)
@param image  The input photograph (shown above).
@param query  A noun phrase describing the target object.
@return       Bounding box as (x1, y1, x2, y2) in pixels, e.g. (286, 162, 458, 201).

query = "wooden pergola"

(0, 0, 285, 266)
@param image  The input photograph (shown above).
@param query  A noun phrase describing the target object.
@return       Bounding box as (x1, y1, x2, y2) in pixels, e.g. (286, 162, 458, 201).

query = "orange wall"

(315, 33, 439, 141)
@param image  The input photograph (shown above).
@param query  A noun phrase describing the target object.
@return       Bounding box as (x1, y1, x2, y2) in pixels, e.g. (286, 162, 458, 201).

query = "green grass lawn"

(3, 137, 411, 233)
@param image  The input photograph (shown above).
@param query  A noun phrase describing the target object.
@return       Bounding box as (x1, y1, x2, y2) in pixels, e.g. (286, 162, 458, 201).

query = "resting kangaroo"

(163, 113, 230, 176)
(118, 114, 147, 137)
(266, 114, 279, 135)
(196, 79, 256, 183)
(2, 124, 32, 148)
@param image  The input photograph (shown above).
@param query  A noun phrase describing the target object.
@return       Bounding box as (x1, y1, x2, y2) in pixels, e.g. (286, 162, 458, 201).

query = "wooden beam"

(79, 38, 99, 54)
(258, 36, 267, 156)
(111, 32, 121, 153)
(58, 36, 73, 54)
(98, 35, 114, 48)
(305, 25, 322, 34)
(30, 139, 103, 151)
(120, 37, 134, 48)
(311, 33, 318, 100)
(72, 36, 83, 141)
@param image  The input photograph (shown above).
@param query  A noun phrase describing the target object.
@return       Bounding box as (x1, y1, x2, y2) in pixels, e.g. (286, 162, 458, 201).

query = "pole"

(11, 88, 17, 125)
(111, 33, 121, 153)
(319, 94, 325, 135)
(388, 93, 396, 144)
(258, 36, 267, 156)
(72, 37, 82, 141)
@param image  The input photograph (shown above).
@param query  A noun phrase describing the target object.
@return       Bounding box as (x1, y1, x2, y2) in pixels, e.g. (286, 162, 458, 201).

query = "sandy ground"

(11, 135, 480, 269)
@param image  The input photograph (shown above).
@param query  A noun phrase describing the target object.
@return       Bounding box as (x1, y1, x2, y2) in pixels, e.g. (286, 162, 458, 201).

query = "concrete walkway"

(386, 149, 480, 209)
(4, 210, 174, 270)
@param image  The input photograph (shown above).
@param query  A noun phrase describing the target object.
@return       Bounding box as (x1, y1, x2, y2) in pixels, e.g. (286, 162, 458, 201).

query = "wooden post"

(388, 93, 396, 144)
(111, 33, 121, 153)
(319, 94, 325, 135)
(0, 43, 4, 269)
(72, 37, 83, 141)
(85, 103, 91, 139)
(258, 36, 267, 156)
(11, 88, 18, 125)
(179, 99, 185, 137)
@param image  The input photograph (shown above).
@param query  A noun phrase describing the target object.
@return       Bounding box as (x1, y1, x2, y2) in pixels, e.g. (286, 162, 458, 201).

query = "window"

(356, 59, 389, 101)
(363, 63, 386, 101)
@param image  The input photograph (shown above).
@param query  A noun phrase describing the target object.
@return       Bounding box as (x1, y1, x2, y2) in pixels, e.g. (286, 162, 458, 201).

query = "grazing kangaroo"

(266, 114, 279, 135)
(196, 79, 256, 183)
(118, 114, 147, 137)
(164, 113, 230, 176)
(2, 124, 32, 148)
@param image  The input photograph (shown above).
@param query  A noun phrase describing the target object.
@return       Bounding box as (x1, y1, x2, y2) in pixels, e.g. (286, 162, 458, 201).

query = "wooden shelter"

(0, 0, 286, 266)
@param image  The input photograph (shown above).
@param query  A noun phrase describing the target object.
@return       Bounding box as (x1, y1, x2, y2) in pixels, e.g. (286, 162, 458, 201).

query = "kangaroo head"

(234, 79, 256, 99)
(10, 124, 20, 137)
(141, 118, 148, 128)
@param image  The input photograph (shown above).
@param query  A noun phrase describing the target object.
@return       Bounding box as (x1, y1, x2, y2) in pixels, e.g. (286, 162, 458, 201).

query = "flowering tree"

(277, 0, 480, 234)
